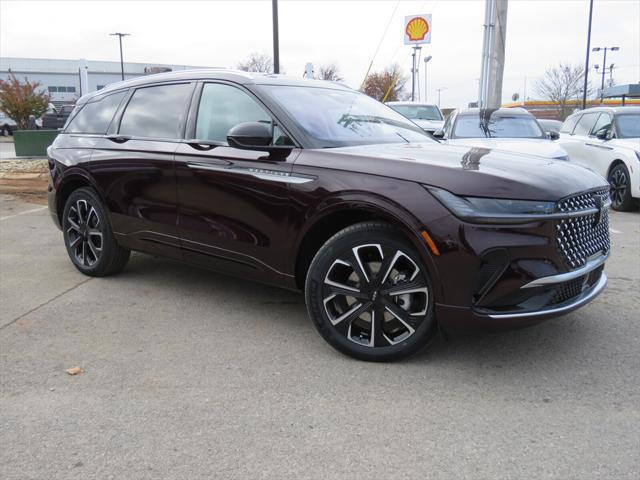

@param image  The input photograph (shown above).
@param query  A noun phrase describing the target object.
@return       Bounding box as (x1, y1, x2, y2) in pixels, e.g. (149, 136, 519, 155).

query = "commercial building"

(0, 57, 213, 107)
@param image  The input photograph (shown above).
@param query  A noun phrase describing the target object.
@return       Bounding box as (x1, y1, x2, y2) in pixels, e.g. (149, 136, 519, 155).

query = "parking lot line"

(0, 205, 48, 221)
(609, 228, 622, 234)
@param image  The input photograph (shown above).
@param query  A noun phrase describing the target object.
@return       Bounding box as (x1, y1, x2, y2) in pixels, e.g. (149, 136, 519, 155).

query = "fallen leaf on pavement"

(66, 367, 85, 376)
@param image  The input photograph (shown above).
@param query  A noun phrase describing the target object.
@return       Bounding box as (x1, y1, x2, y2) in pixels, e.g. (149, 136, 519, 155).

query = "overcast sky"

(1, 0, 638, 107)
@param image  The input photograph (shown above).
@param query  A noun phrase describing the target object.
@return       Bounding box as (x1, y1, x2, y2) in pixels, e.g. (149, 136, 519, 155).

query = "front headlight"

(425, 186, 556, 224)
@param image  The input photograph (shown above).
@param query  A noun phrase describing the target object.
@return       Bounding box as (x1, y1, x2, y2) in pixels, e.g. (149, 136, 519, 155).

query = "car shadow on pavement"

(115, 252, 599, 371)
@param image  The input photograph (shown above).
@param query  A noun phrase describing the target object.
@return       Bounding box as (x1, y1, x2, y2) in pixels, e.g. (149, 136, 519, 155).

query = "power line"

(360, 0, 401, 89)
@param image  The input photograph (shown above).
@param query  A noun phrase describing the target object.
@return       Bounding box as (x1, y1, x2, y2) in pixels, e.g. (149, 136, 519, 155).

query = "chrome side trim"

(521, 253, 609, 289)
(187, 162, 315, 184)
(486, 273, 607, 319)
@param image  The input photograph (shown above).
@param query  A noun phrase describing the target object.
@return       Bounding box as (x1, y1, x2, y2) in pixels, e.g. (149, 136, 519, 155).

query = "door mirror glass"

(548, 130, 560, 140)
(432, 129, 445, 139)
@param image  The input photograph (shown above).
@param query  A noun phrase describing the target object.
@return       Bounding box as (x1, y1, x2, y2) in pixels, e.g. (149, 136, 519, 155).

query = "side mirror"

(548, 131, 560, 140)
(432, 129, 445, 139)
(595, 129, 608, 140)
(227, 122, 293, 159)
(227, 122, 273, 148)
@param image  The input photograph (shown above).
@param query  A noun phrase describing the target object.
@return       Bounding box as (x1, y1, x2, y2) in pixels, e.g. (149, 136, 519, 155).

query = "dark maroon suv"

(47, 70, 610, 361)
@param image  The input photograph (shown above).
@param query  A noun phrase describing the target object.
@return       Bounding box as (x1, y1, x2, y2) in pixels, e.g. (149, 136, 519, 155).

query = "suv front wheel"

(608, 163, 634, 211)
(305, 222, 436, 361)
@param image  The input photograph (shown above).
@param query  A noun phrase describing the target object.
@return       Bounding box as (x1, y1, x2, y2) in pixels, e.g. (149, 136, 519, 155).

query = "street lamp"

(592, 46, 619, 101)
(109, 33, 130, 81)
(423, 55, 432, 103)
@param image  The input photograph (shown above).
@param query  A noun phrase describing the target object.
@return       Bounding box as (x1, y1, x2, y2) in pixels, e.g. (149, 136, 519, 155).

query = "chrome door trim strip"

(187, 162, 315, 184)
(521, 253, 609, 289)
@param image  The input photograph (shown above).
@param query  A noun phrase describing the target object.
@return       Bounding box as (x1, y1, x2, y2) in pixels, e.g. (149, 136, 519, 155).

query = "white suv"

(558, 106, 639, 211)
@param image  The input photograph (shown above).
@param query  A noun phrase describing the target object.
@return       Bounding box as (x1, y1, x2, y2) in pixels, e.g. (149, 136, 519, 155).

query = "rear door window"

(65, 91, 126, 134)
(119, 83, 193, 139)
(572, 112, 599, 136)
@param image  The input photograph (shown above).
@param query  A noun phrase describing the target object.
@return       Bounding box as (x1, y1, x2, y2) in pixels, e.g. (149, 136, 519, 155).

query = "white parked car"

(433, 108, 570, 161)
(386, 101, 445, 133)
(558, 106, 639, 211)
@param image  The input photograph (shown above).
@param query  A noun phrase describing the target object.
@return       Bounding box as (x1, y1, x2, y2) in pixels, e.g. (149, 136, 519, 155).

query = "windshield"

(389, 104, 443, 121)
(262, 85, 432, 147)
(616, 114, 640, 138)
(453, 114, 545, 139)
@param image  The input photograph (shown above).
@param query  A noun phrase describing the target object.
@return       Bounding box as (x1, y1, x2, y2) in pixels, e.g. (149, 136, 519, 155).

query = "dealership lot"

(1, 193, 639, 479)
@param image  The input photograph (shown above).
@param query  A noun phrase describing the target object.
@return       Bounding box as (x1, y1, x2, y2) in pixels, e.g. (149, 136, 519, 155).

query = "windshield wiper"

(395, 132, 410, 143)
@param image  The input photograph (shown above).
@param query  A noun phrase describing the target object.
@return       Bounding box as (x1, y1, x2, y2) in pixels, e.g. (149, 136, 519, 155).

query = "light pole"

(423, 55, 432, 103)
(436, 87, 446, 108)
(592, 46, 619, 101)
(582, 0, 594, 109)
(272, 0, 280, 74)
(109, 33, 130, 81)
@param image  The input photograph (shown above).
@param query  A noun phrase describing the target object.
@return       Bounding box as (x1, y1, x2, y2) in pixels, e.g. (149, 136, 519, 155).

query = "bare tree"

(361, 64, 407, 102)
(534, 63, 591, 119)
(318, 63, 344, 82)
(237, 52, 274, 74)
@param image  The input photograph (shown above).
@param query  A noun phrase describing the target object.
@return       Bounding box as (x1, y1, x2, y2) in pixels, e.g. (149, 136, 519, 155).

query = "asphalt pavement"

(1, 192, 639, 480)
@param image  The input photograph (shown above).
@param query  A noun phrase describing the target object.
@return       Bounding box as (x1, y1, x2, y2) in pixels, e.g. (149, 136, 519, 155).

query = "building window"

(48, 86, 58, 92)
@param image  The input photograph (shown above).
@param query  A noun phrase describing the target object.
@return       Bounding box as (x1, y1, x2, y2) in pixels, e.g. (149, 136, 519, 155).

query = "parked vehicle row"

(386, 101, 445, 133)
(48, 70, 611, 361)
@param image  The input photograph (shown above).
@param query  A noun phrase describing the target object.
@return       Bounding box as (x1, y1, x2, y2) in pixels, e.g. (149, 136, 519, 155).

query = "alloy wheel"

(321, 244, 430, 348)
(66, 199, 103, 267)
(609, 168, 627, 209)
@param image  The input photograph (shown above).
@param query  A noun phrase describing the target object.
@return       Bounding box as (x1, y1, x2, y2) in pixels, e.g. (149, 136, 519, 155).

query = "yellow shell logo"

(406, 17, 429, 41)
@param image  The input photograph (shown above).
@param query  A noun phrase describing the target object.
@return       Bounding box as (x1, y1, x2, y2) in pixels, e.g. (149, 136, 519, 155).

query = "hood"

(311, 142, 607, 201)
(446, 137, 568, 159)
(412, 119, 445, 131)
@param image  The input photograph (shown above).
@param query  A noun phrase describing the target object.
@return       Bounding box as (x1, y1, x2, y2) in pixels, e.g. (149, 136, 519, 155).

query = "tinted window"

(591, 113, 612, 136)
(616, 114, 640, 138)
(560, 115, 579, 133)
(572, 112, 599, 136)
(119, 83, 192, 139)
(196, 83, 272, 143)
(263, 85, 430, 147)
(453, 114, 544, 138)
(65, 91, 126, 134)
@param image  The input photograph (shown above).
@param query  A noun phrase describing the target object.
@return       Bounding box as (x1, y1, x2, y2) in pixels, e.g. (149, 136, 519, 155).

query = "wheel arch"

(606, 158, 627, 179)
(56, 169, 106, 225)
(293, 198, 441, 296)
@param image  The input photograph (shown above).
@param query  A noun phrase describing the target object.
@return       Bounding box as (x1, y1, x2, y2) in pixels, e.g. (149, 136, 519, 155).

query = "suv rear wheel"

(305, 222, 436, 361)
(62, 187, 130, 276)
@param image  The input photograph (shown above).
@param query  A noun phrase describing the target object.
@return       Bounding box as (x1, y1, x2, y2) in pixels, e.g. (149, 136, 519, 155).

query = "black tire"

(305, 222, 437, 362)
(608, 163, 634, 211)
(62, 187, 130, 276)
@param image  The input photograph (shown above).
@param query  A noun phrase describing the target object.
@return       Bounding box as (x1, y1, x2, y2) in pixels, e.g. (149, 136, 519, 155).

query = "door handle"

(586, 143, 612, 150)
(105, 134, 131, 144)
(185, 139, 225, 151)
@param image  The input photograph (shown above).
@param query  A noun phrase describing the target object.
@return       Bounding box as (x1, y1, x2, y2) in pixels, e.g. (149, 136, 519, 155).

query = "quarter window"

(65, 91, 126, 134)
(195, 83, 275, 144)
(119, 83, 193, 139)
(572, 112, 599, 136)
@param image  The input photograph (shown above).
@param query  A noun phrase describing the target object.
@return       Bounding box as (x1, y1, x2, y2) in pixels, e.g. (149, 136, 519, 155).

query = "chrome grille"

(555, 189, 610, 269)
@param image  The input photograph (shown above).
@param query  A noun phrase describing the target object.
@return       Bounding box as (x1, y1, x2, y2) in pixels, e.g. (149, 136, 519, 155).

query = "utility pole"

(272, 0, 280, 74)
(478, 1, 508, 108)
(424, 55, 432, 103)
(410, 46, 421, 101)
(582, 0, 594, 109)
(109, 33, 130, 81)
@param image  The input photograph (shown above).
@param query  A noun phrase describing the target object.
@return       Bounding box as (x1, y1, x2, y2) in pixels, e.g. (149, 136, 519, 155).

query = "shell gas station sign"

(404, 14, 432, 45)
